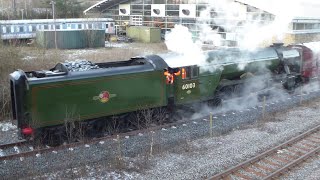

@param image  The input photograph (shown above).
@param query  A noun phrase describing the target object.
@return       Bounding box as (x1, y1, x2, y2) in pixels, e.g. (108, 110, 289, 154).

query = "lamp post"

(50, 0, 57, 49)
(20, 9, 24, 19)
(50, 0, 55, 19)
(12, 0, 16, 18)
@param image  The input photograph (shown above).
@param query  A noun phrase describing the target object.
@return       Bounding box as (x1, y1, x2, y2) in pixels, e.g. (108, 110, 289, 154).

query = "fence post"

(117, 135, 122, 161)
(150, 131, 154, 157)
(210, 112, 213, 137)
(300, 86, 303, 105)
(262, 96, 266, 119)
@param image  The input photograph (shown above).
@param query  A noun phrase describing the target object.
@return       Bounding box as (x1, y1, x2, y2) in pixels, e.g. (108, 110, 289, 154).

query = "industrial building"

(83, 0, 320, 45)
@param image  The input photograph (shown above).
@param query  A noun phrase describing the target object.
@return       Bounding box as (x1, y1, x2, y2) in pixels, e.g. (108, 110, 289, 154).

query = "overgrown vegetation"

(0, 43, 63, 120)
(40, 0, 85, 19)
(0, 0, 86, 20)
(0, 44, 21, 119)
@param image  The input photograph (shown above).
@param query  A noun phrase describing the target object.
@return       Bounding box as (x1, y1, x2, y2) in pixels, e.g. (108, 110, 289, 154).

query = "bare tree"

(106, 116, 121, 135)
(138, 108, 154, 129)
(64, 105, 78, 143)
(154, 107, 168, 125)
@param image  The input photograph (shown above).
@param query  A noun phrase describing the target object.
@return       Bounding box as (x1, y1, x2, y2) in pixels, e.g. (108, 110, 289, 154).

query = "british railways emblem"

(93, 91, 117, 103)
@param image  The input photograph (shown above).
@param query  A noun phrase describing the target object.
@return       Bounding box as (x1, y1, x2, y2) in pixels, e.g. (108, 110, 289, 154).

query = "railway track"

(209, 124, 320, 180)
(0, 88, 316, 162)
(0, 117, 196, 161)
(0, 88, 319, 180)
(0, 140, 31, 160)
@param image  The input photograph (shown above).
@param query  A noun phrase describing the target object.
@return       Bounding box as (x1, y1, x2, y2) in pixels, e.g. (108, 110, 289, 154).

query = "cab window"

(191, 66, 199, 78)
(181, 66, 198, 79)
(181, 67, 190, 79)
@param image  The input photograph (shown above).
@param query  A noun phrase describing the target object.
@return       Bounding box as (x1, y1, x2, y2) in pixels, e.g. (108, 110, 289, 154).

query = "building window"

(153, 0, 165, 4)
(132, 0, 143, 3)
(167, 11, 179, 16)
(144, 5, 151, 10)
(294, 23, 304, 30)
(2, 27, 6, 33)
(167, 5, 179, 11)
(305, 23, 313, 29)
(293, 22, 320, 31)
(131, 5, 143, 10)
(167, 0, 181, 4)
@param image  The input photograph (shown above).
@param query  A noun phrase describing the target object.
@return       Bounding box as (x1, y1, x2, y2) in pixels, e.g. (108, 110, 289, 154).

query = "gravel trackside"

(7, 91, 319, 179)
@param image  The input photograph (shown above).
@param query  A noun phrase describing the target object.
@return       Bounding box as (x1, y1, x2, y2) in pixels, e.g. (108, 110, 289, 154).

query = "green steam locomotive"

(10, 43, 318, 141)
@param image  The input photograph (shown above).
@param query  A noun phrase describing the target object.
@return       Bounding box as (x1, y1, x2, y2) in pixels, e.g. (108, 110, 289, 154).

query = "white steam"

(164, 25, 208, 68)
(165, 25, 201, 55)
(202, 0, 304, 50)
(304, 41, 320, 58)
(164, 0, 306, 69)
(163, 1, 320, 118)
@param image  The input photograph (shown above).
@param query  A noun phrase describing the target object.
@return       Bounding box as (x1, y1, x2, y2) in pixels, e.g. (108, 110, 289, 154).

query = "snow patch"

(0, 122, 16, 132)
(22, 56, 37, 61)
(105, 42, 129, 48)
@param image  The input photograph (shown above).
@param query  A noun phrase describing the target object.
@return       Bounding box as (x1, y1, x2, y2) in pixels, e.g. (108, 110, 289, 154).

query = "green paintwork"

(36, 30, 105, 49)
(27, 71, 166, 128)
(198, 69, 222, 99)
(220, 58, 280, 80)
(170, 67, 222, 105)
(174, 77, 200, 104)
(206, 48, 281, 80)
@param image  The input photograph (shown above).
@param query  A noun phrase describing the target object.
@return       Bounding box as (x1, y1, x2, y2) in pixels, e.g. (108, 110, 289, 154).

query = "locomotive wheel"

(208, 96, 222, 107)
(152, 107, 169, 125)
(233, 84, 243, 96)
(126, 112, 139, 130)
(43, 129, 67, 146)
(86, 119, 107, 137)
(220, 86, 234, 99)
(32, 128, 45, 147)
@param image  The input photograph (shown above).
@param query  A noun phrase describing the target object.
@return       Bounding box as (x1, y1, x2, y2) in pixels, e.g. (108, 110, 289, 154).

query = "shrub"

(0, 44, 63, 120)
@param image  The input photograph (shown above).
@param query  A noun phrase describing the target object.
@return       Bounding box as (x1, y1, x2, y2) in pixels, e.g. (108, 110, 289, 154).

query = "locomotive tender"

(10, 43, 318, 140)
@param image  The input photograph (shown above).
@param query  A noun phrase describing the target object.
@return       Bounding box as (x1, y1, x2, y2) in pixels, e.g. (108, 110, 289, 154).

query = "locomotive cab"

(158, 53, 203, 105)
(171, 65, 201, 105)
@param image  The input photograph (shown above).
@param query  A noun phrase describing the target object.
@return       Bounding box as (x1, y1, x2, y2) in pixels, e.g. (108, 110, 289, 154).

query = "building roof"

(236, 0, 320, 19)
(84, 0, 129, 14)
(84, 0, 320, 19)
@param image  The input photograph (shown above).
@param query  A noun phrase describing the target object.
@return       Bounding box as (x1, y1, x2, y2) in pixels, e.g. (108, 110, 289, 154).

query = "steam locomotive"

(10, 43, 319, 141)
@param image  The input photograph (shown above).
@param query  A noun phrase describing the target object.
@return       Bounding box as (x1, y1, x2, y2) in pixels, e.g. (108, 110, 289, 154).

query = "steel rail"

(208, 124, 320, 180)
(263, 146, 319, 179)
(0, 140, 27, 150)
(0, 117, 200, 161)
